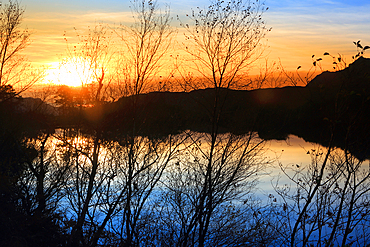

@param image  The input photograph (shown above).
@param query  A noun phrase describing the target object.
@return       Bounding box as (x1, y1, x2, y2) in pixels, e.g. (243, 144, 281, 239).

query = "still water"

(257, 135, 315, 197)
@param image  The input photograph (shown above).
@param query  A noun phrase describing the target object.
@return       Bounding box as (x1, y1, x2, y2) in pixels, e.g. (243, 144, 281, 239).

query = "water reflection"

(20, 129, 370, 246)
(258, 135, 314, 196)
(42, 132, 322, 198)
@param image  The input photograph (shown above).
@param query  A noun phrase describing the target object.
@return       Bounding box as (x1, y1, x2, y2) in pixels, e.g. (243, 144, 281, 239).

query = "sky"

(17, 0, 370, 84)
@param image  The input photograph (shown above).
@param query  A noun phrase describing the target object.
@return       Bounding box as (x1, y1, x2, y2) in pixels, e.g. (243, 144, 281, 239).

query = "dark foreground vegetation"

(1, 57, 370, 246)
(1, 0, 370, 246)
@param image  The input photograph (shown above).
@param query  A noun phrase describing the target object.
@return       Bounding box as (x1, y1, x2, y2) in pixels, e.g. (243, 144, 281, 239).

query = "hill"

(101, 57, 370, 159)
(3, 58, 369, 159)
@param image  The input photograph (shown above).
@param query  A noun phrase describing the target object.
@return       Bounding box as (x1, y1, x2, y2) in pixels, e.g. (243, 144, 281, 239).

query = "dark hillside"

(4, 58, 369, 160)
(101, 57, 370, 159)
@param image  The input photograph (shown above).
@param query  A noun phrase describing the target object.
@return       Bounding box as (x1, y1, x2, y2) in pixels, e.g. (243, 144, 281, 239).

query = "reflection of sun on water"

(43, 60, 93, 87)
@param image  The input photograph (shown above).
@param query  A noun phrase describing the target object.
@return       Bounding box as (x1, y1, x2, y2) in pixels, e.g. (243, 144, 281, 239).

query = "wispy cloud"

(23, 10, 134, 64)
(264, 1, 370, 69)
(19, 0, 370, 71)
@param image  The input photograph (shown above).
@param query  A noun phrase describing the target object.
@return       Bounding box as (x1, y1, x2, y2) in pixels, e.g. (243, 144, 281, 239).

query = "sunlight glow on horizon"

(43, 61, 95, 87)
(19, 0, 370, 87)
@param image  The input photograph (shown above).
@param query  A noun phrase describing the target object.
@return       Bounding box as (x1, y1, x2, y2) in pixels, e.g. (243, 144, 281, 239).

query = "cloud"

(22, 10, 134, 64)
(263, 1, 370, 69)
(19, 0, 370, 72)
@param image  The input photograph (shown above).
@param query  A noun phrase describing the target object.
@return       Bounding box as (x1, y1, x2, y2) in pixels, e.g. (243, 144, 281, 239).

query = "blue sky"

(20, 0, 370, 71)
(265, 0, 370, 68)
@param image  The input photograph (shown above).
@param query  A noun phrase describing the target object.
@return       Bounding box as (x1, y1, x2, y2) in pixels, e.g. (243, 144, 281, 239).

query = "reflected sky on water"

(257, 135, 317, 197)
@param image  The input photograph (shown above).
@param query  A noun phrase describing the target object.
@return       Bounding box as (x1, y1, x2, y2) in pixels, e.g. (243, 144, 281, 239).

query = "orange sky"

(17, 0, 370, 86)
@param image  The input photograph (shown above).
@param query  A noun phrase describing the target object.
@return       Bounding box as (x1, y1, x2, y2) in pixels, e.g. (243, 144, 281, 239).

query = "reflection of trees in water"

(159, 131, 270, 246)
(56, 130, 183, 246)
(31, 130, 269, 246)
(11, 127, 370, 246)
(272, 146, 370, 246)
(268, 52, 370, 247)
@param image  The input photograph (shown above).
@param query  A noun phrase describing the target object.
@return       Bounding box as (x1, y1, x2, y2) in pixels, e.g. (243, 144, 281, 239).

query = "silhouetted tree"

(179, 0, 269, 90)
(116, 0, 172, 96)
(272, 44, 370, 247)
(61, 2, 177, 247)
(0, 92, 68, 247)
(159, 1, 270, 246)
(105, 1, 179, 246)
(62, 24, 115, 104)
(0, 0, 44, 96)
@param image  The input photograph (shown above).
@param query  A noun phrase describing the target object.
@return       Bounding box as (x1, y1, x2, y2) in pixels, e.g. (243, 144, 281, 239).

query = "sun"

(43, 60, 94, 87)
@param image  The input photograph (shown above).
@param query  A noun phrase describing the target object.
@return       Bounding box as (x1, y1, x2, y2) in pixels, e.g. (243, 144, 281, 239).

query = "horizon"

(1, 0, 368, 90)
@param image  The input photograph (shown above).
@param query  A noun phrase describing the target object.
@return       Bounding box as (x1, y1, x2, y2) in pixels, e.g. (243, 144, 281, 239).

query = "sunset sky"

(19, 0, 370, 84)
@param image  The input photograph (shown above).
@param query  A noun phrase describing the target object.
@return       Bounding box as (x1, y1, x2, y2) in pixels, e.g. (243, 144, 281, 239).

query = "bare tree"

(273, 145, 336, 246)
(164, 0, 269, 244)
(0, 0, 44, 97)
(157, 1, 270, 246)
(57, 28, 117, 246)
(61, 2, 177, 246)
(179, 0, 269, 91)
(99, 2, 182, 246)
(62, 24, 115, 104)
(115, 0, 173, 96)
(60, 25, 114, 243)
